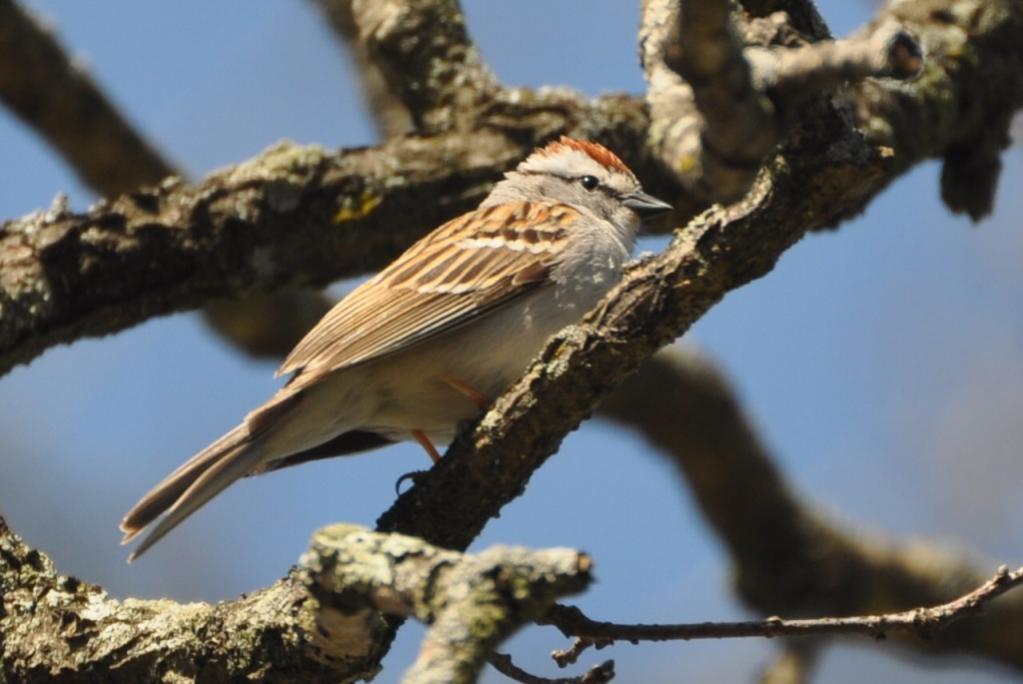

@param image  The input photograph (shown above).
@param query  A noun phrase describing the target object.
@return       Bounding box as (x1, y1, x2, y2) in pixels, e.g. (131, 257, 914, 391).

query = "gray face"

(483, 146, 670, 230)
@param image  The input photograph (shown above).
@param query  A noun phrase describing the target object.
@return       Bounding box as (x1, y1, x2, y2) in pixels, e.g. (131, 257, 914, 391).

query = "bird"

(120, 137, 673, 560)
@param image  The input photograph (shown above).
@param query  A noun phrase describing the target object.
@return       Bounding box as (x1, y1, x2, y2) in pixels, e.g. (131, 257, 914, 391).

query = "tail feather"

(122, 424, 265, 562)
(121, 424, 250, 539)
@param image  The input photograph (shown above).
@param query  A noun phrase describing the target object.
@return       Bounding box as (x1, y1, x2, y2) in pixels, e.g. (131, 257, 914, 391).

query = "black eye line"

(516, 170, 621, 198)
(576, 175, 624, 200)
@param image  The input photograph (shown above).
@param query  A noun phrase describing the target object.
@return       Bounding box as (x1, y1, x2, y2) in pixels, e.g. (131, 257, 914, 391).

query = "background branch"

(601, 348, 1023, 671)
(0, 0, 174, 196)
(313, 0, 413, 138)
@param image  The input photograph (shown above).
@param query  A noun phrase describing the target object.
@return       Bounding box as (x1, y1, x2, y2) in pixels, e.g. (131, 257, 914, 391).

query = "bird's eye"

(579, 175, 599, 191)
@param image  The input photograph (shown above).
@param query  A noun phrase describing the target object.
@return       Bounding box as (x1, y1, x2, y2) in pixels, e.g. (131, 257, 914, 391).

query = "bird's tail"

(120, 423, 265, 562)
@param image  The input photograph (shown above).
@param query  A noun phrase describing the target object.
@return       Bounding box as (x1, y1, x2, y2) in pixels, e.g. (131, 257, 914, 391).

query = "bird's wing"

(276, 201, 579, 379)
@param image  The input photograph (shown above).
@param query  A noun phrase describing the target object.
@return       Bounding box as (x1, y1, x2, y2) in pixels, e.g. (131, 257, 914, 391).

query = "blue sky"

(1, 2, 1021, 682)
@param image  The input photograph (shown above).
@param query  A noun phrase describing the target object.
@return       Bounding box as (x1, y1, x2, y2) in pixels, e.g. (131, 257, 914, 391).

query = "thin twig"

(489, 652, 614, 684)
(550, 637, 612, 668)
(543, 566, 1023, 645)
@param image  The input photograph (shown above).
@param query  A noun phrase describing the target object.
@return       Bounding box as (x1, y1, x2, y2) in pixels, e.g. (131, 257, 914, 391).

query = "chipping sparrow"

(121, 137, 672, 560)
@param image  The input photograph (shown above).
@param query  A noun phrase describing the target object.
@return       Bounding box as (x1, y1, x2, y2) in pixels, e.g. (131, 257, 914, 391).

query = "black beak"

(623, 190, 673, 219)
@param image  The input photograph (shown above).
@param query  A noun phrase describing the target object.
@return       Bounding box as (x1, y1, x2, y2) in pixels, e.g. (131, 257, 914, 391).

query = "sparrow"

(121, 137, 672, 560)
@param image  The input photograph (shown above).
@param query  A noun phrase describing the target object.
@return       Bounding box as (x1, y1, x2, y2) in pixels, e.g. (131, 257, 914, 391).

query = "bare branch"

(0, 516, 592, 683)
(542, 565, 1023, 644)
(0, 0, 175, 195)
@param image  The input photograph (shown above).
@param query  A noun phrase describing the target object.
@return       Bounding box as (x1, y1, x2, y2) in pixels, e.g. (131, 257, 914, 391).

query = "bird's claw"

(394, 469, 431, 495)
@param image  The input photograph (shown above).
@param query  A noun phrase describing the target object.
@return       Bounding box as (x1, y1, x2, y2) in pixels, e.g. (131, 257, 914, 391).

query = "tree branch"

(0, 517, 592, 683)
(541, 565, 1023, 644)
(322, 0, 499, 132)
(312, 0, 412, 138)
(489, 652, 614, 684)
(0, 516, 391, 682)
(641, 0, 922, 204)
(0, 0, 175, 195)
(301, 525, 592, 684)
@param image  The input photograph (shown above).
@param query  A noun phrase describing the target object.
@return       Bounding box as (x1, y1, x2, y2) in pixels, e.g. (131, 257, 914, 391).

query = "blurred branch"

(542, 565, 1023, 643)
(312, 0, 412, 137)
(201, 291, 333, 360)
(600, 348, 1023, 671)
(0, 0, 174, 195)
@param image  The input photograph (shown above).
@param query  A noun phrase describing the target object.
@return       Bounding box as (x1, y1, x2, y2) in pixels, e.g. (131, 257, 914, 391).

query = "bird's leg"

(411, 429, 442, 464)
(438, 374, 489, 410)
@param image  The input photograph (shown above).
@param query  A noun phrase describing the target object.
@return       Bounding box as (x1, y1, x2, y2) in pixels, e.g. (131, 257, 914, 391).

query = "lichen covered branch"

(0, 516, 392, 682)
(0, 517, 592, 683)
(301, 525, 592, 684)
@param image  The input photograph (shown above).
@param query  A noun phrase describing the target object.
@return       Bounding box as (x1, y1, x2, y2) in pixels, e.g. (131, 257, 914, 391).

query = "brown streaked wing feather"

(276, 202, 577, 378)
